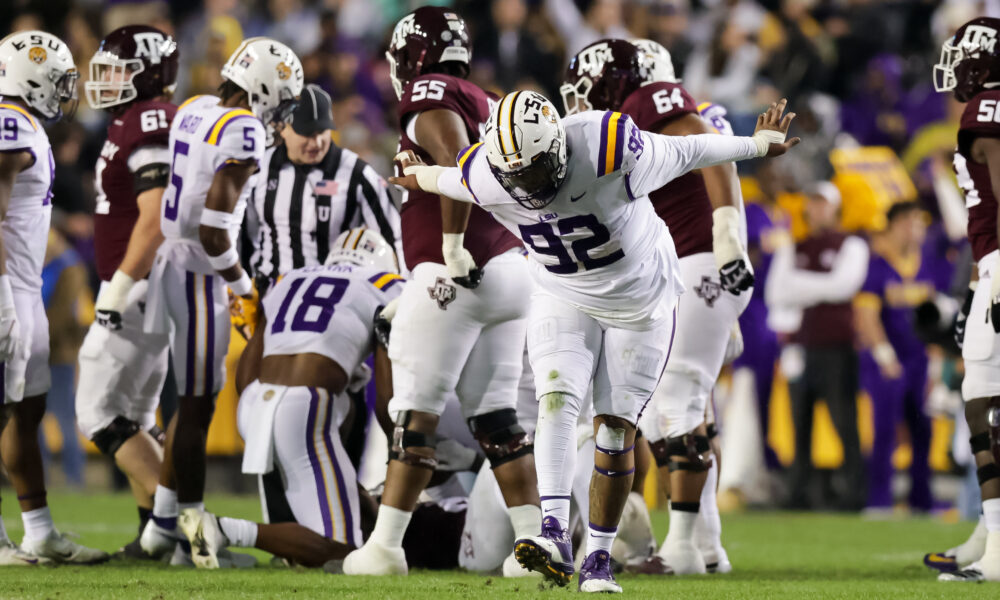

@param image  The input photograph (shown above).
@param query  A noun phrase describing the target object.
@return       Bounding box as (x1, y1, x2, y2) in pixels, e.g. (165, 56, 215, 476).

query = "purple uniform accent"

(458, 143, 482, 205)
(184, 272, 196, 397)
(597, 112, 611, 175)
(0, 360, 4, 407)
(637, 307, 676, 422)
(539, 494, 571, 501)
(204, 274, 215, 395)
(208, 114, 256, 143)
(588, 522, 617, 533)
(306, 387, 334, 538)
(595, 443, 634, 456)
(322, 392, 355, 546)
(859, 251, 937, 511)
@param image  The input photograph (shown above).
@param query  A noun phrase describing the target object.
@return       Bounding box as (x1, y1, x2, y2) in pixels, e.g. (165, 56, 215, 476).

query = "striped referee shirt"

(244, 143, 402, 281)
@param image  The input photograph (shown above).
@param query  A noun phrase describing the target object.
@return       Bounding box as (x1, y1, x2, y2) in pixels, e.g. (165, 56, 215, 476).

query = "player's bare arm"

(235, 310, 265, 396)
(0, 150, 32, 362)
(413, 108, 482, 288)
(200, 161, 256, 298)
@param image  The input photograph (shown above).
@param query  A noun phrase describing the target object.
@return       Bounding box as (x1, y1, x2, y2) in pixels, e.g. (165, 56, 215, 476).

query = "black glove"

(452, 266, 484, 290)
(95, 309, 124, 331)
(374, 306, 392, 347)
(719, 259, 754, 295)
(954, 284, 975, 348)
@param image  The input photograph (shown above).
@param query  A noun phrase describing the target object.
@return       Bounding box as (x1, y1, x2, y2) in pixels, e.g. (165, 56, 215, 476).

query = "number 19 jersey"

(261, 262, 404, 384)
(160, 95, 265, 271)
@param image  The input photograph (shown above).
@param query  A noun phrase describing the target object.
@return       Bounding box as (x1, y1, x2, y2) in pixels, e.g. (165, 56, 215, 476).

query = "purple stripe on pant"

(322, 392, 355, 547)
(305, 388, 334, 538)
(184, 272, 196, 397)
(204, 275, 215, 395)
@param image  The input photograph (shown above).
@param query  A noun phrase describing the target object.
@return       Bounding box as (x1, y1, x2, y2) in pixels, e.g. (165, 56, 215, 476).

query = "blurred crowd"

(1, 0, 998, 515)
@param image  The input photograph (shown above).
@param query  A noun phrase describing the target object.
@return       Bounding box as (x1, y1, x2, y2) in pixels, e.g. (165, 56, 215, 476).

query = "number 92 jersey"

(455, 110, 686, 329)
(160, 95, 265, 268)
(261, 262, 404, 385)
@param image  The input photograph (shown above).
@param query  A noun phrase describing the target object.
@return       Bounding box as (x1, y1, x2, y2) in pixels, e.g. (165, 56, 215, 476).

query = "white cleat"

(502, 551, 541, 577)
(0, 539, 51, 566)
(20, 530, 109, 565)
(169, 542, 194, 567)
(939, 561, 984, 582)
(657, 540, 707, 575)
(982, 531, 1000, 582)
(140, 519, 179, 559)
(342, 541, 408, 575)
(178, 508, 227, 569)
(219, 549, 257, 569)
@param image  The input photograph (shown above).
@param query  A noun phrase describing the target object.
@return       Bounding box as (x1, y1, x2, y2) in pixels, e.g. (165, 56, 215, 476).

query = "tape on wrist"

(712, 206, 744, 267)
(97, 269, 137, 312)
(207, 246, 240, 271)
(751, 129, 786, 157)
(442, 232, 465, 256)
(0, 275, 13, 310)
(228, 271, 253, 297)
(403, 164, 445, 195)
(200, 208, 236, 230)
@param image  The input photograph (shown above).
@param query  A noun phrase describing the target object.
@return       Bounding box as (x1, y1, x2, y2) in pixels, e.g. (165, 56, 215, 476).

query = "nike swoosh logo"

(55, 550, 74, 559)
(570, 193, 585, 202)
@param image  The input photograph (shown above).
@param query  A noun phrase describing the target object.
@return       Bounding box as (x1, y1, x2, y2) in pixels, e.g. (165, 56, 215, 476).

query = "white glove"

(712, 206, 754, 294)
(0, 275, 22, 362)
(95, 270, 136, 330)
(442, 233, 483, 288)
(723, 322, 744, 365)
(401, 161, 446, 195)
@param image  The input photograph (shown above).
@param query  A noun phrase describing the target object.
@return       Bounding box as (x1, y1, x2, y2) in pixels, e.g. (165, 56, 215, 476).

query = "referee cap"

(290, 84, 335, 136)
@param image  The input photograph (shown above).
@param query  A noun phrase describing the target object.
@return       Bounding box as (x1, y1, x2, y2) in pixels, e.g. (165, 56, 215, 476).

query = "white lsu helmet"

(0, 31, 78, 120)
(484, 91, 568, 210)
(325, 228, 399, 274)
(221, 37, 303, 143)
(632, 38, 679, 85)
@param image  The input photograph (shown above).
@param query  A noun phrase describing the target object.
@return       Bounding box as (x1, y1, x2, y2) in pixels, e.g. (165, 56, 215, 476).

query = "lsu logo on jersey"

(28, 47, 46, 64)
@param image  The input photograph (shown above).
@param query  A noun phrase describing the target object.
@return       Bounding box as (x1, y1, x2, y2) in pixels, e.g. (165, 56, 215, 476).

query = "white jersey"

(447, 110, 760, 329)
(261, 262, 403, 387)
(0, 102, 53, 291)
(160, 95, 265, 271)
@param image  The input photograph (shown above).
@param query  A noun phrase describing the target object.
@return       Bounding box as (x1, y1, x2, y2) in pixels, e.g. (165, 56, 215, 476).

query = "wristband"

(96, 269, 137, 313)
(200, 208, 236, 230)
(0, 275, 13, 311)
(442, 233, 465, 255)
(751, 130, 786, 157)
(228, 271, 253, 297)
(872, 342, 898, 368)
(207, 246, 240, 271)
(712, 206, 744, 268)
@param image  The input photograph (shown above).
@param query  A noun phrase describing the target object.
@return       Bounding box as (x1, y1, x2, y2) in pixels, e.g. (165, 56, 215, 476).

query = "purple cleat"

(513, 516, 574, 586)
(579, 550, 622, 593)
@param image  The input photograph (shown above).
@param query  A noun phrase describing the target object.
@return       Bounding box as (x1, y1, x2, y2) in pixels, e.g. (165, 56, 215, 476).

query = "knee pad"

(664, 433, 713, 473)
(390, 411, 438, 471)
(990, 398, 1000, 466)
(594, 422, 635, 478)
(467, 408, 532, 468)
(92, 416, 141, 456)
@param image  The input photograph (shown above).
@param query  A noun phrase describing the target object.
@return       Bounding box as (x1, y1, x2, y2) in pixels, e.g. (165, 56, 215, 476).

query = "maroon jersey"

(795, 231, 856, 347)
(956, 90, 1000, 262)
(94, 99, 176, 281)
(396, 74, 520, 270)
(620, 81, 713, 258)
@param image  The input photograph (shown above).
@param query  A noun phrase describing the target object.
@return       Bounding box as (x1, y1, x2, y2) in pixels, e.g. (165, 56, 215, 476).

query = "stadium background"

(0, 0, 989, 517)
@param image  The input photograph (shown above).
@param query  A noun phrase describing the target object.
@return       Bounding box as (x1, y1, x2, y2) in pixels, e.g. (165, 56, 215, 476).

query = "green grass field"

(0, 490, 995, 599)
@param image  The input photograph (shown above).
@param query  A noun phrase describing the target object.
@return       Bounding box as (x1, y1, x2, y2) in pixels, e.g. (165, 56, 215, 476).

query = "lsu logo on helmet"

(28, 47, 47, 64)
(276, 62, 291, 80)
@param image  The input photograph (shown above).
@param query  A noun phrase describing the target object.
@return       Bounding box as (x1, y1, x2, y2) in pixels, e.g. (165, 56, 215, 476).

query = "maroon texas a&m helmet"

(85, 25, 178, 110)
(560, 39, 648, 115)
(385, 7, 471, 99)
(934, 17, 1000, 102)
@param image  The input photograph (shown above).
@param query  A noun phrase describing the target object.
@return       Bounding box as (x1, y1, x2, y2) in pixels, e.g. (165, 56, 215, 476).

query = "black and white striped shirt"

(244, 143, 402, 281)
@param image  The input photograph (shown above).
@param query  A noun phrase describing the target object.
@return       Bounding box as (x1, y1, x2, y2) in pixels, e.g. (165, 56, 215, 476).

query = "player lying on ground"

(391, 91, 797, 592)
(179, 228, 399, 568)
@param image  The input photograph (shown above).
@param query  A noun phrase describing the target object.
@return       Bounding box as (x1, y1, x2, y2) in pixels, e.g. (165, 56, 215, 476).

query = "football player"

(392, 91, 797, 591)
(182, 228, 398, 568)
(342, 7, 541, 578)
(138, 37, 303, 560)
(931, 16, 1000, 582)
(77, 25, 178, 557)
(0, 31, 107, 565)
(561, 38, 749, 575)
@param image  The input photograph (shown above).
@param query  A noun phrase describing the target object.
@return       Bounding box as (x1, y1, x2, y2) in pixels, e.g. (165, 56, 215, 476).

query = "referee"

(244, 84, 402, 286)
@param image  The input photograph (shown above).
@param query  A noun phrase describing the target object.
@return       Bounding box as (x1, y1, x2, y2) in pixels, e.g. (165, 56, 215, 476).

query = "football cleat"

(342, 540, 408, 575)
(178, 508, 227, 569)
(139, 519, 179, 559)
(938, 561, 984, 582)
(578, 550, 622, 593)
(925, 518, 988, 573)
(502, 550, 541, 578)
(20, 530, 109, 565)
(513, 516, 574, 586)
(0, 539, 51, 566)
(924, 552, 959, 573)
(657, 539, 707, 575)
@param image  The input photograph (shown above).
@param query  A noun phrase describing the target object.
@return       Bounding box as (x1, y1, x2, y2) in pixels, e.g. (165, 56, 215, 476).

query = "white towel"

(240, 382, 288, 474)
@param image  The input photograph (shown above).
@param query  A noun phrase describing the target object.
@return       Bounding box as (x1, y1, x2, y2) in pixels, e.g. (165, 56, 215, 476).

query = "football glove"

(374, 297, 400, 347)
(712, 206, 754, 295)
(442, 233, 483, 289)
(94, 270, 136, 331)
(954, 282, 976, 349)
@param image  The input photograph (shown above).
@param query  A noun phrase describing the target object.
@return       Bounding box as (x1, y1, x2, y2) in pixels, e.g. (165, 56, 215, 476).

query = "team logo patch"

(960, 24, 998, 56)
(428, 277, 456, 310)
(28, 47, 47, 64)
(276, 62, 292, 80)
(694, 276, 722, 307)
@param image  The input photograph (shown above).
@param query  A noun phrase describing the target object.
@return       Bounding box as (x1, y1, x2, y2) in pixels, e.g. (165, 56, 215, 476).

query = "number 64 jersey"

(261, 262, 404, 383)
(447, 110, 759, 330)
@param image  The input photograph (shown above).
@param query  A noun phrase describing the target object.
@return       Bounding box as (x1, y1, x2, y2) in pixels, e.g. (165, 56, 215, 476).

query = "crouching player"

(181, 228, 400, 568)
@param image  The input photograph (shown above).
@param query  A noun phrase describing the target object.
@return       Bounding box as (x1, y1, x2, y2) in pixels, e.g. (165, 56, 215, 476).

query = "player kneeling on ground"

(182, 228, 400, 569)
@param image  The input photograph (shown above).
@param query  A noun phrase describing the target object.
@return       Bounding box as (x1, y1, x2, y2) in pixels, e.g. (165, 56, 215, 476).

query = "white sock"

(153, 486, 178, 519)
(695, 461, 722, 551)
(21, 506, 55, 542)
(983, 498, 1000, 533)
(508, 504, 542, 541)
(178, 501, 205, 513)
(0, 516, 8, 543)
(586, 523, 617, 556)
(535, 393, 581, 531)
(664, 508, 699, 549)
(218, 517, 258, 548)
(370, 505, 412, 549)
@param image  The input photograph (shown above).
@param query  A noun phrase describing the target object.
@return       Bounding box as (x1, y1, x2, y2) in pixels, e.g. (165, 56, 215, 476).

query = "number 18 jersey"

(160, 95, 265, 270)
(261, 262, 404, 383)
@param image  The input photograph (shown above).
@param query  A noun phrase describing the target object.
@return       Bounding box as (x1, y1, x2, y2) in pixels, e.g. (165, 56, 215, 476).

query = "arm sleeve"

(766, 237, 870, 307)
(625, 128, 759, 198)
(436, 167, 477, 204)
